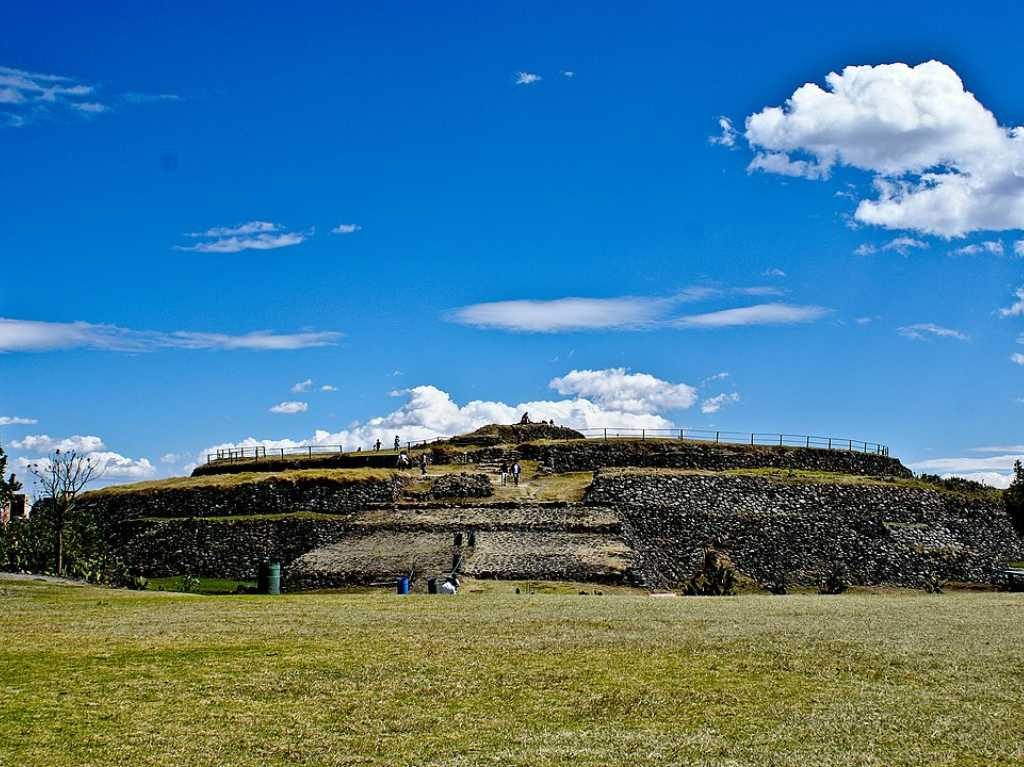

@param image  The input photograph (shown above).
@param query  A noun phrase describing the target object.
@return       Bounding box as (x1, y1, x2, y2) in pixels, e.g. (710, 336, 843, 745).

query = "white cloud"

(561, 70, 575, 79)
(121, 92, 180, 104)
(941, 471, 1013, 489)
(0, 416, 36, 426)
(11, 434, 105, 453)
(741, 60, 1024, 237)
(674, 303, 830, 328)
(998, 287, 1024, 318)
(291, 378, 313, 393)
(199, 370, 704, 460)
(176, 221, 308, 253)
(0, 318, 340, 352)
(515, 72, 541, 85)
(160, 453, 183, 464)
(449, 296, 674, 332)
(709, 116, 738, 147)
(854, 237, 929, 256)
(700, 392, 740, 414)
(549, 369, 698, 413)
(269, 401, 309, 414)
(762, 268, 786, 278)
(854, 316, 878, 325)
(18, 451, 155, 481)
(969, 445, 1024, 453)
(1015, 241, 1024, 258)
(449, 289, 810, 333)
(0, 65, 106, 125)
(1012, 353, 1024, 365)
(331, 224, 361, 234)
(951, 240, 1004, 256)
(321, 384, 338, 392)
(700, 372, 730, 386)
(909, 454, 1024, 474)
(897, 323, 969, 341)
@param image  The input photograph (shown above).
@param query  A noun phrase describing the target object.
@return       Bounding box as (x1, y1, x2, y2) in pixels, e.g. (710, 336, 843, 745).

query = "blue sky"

(2, 1, 1023, 487)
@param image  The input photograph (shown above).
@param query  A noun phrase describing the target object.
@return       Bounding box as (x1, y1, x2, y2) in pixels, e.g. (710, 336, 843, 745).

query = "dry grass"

(85, 468, 397, 497)
(1, 578, 1022, 766)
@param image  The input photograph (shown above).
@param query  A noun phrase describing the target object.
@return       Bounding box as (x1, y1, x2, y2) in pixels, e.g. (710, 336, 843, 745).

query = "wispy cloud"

(998, 287, 1024, 318)
(121, 92, 181, 104)
(854, 237, 929, 256)
(709, 116, 738, 147)
(674, 303, 830, 328)
(448, 287, 800, 333)
(561, 70, 575, 79)
(269, 401, 308, 414)
(897, 323, 969, 341)
(1012, 353, 1024, 365)
(0, 416, 36, 426)
(291, 379, 313, 393)
(515, 72, 542, 85)
(321, 384, 338, 392)
(951, 240, 1004, 257)
(331, 224, 361, 234)
(700, 392, 740, 414)
(762, 268, 786, 278)
(0, 65, 102, 125)
(176, 221, 309, 253)
(0, 318, 341, 353)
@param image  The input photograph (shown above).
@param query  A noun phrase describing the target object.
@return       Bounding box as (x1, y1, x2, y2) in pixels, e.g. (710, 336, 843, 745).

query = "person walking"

(394, 435, 401, 451)
(374, 439, 381, 452)
(511, 461, 521, 487)
(419, 453, 428, 476)
(499, 461, 508, 486)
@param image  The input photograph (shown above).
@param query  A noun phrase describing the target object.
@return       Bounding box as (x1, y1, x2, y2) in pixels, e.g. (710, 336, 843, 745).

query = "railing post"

(848, 439, 852, 451)
(604, 428, 607, 441)
(715, 431, 719, 443)
(642, 429, 645, 441)
(805, 436, 810, 448)
(750, 433, 754, 446)
(308, 446, 312, 458)
(828, 438, 832, 449)
(779, 434, 783, 447)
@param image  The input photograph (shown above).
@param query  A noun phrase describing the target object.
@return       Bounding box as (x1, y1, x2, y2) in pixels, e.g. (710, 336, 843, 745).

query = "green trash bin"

(258, 561, 281, 595)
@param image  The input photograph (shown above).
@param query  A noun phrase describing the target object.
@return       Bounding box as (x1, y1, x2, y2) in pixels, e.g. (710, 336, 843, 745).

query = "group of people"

(396, 451, 429, 475)
(499, 461, 522, 486)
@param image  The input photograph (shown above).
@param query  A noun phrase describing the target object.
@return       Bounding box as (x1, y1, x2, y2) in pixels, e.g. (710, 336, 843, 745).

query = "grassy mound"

(450, 422, 585, 445)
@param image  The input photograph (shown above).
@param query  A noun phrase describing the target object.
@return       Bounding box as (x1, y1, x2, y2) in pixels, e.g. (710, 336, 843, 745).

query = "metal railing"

(207, 427, 889, 464)
(575, 427, 888, 455)
(207, 437, 447, 464)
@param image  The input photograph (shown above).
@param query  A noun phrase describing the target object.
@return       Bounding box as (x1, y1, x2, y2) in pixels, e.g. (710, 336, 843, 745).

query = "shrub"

(179, 574, 201, 593)
(1004, 460, 1024, 536)
(923, 573, 945, 594)
(819, 562, 850, 595)
(684, 548, 736, 597)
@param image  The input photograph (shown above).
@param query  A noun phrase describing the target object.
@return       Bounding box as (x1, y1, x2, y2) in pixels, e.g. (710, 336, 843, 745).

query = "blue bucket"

(397, 576, 410, 595)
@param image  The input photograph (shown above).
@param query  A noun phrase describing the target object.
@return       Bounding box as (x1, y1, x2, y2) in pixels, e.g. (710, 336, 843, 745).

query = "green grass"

(145, 576, 256, 594)
(2, 578, 1022, 766)
(85, 467, 397, 496)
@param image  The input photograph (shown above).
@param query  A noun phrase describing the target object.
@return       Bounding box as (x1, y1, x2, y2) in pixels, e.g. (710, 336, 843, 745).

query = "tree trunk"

(56, 526, 63, 576)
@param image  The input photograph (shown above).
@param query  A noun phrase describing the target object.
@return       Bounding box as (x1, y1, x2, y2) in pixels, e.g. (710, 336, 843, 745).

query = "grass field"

(2, 578, 1022, 766)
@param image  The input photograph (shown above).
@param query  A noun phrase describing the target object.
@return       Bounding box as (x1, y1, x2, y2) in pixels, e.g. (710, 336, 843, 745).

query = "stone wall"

(79, 473, 402, 528)
(429, 473, 493, 499)
(586, 470, 1023, 588)
(522, 440, 909, 477)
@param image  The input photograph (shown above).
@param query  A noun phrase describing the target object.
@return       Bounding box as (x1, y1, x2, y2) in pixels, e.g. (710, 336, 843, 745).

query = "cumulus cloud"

(674, 303, 830, 328)
(291, 378, 313, 393)
(709, 116, 738, 147)
(951, 240, 1004, 256)
(18, 451, 155, 481)
(998, 287, 1024, 318)
(700, 392, 740, 414)
(549, 369, 698, 413)
(321, 384, 338, 392)
(740, 60, 1024, 237)
(331, 224, 361, 234)
(0, 318, 340, 352)
(199, 369, 706, 459)
(1015, 241, 1024, 257)
(515, 72, 541, 85)
(176, 221, 308, 253)
(897, 323, 969, 341)
(1012, 353, 1024, 365)
(11, 434, 105, 453)
(0, 416, 36, 426)
(269, 401, 309, 414)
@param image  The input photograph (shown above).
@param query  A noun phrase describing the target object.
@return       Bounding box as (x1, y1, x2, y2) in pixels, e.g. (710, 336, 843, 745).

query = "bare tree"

(28, 450, 103, 575)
